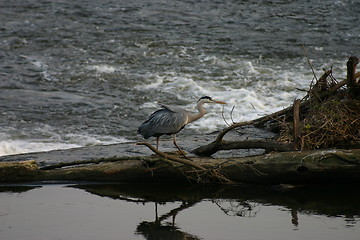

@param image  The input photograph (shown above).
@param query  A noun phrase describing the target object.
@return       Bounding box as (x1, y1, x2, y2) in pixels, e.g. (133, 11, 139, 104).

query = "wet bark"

(293, 99, 301, 150)
(192, 140, 293, 157)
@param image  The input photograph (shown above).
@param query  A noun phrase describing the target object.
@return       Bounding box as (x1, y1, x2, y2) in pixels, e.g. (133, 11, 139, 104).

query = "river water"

(0, 0, 359, 155)
(0, 183, 359, 240)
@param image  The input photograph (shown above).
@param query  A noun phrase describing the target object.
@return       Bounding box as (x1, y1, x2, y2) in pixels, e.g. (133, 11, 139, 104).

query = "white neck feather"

(187, 100, 206, 123)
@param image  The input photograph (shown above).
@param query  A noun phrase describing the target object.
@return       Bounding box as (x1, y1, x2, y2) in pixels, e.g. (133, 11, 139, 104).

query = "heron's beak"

(213, 100, 226, 104)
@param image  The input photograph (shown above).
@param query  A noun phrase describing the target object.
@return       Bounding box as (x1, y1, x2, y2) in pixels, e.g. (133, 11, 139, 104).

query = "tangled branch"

(136, 142, 233, 183)
(195, 56, 360, 156)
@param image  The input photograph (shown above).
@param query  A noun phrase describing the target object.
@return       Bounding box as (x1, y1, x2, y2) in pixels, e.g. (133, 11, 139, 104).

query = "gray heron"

(138, 96, 226, 152)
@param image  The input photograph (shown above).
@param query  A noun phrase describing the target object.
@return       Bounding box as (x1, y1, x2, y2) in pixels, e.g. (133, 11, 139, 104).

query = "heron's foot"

(177, 150, 194, 160)
(165, 150, 191, 159)
(165, 150, 186, 156)
(176, 150, 186, 156)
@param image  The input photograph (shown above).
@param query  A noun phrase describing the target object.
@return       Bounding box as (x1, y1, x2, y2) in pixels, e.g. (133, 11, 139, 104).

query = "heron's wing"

(138, 106, 188, 138)
(161, 104, 185, 113)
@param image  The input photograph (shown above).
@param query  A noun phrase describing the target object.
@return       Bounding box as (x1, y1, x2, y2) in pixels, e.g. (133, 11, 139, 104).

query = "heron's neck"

(188, 102, 206, 123)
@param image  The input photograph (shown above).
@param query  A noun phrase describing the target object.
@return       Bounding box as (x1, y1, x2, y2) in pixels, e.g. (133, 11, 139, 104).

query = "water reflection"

(72, 183, 360, 239)
(0, 185, 40, 193)
(137, 201, 201, 240)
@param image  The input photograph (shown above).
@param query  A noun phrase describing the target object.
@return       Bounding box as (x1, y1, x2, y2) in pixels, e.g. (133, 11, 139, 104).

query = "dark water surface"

(0, 183, 359, 240)
(0, 0, 359, 155)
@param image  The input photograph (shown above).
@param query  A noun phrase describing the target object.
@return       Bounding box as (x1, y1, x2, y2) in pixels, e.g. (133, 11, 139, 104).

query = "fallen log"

(0, 160, 40, 182)
(1, 149, 360, 184)
(192, 139, 293, 156)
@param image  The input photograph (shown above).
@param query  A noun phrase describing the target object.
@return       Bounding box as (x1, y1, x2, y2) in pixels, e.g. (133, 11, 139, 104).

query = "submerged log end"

(0, 160, 39, 182)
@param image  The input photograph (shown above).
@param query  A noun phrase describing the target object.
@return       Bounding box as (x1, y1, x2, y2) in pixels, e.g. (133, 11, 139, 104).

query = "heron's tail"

(137, 122, 152, 139)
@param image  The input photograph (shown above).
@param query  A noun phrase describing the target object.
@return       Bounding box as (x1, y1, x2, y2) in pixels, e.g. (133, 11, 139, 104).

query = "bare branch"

(221, 105, 231, 127)
(136, 142, 234, 183)
(136, 142, 206, 170)
(230, 106, 236, 124)
(302, 44, 318, 82)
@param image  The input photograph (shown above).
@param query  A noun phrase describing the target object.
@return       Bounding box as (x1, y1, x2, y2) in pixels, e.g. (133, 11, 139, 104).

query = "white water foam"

(0, 140, 80, 156)
(86, 64, 120, 74)
(0, 132, 129, 157)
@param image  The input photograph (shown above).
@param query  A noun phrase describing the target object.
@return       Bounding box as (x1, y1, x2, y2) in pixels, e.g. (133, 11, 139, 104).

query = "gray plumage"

(138, 96, 226, 151)
(138, 105, 188, 139)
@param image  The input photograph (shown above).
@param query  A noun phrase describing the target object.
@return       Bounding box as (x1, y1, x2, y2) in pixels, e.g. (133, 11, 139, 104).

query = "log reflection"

(72, 183, 360, 235)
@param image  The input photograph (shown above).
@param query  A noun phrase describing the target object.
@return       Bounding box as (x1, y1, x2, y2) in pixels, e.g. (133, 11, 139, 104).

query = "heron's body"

(138, 96, 225, 152)
(138, 105, 189, 139)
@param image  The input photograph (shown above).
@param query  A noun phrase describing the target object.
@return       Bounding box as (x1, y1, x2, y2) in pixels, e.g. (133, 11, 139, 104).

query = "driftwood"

(136, 142, 233, 183)
(1, 149, 360, 184)
(193, 99, 312, 156)
(193, 139, 293, 156)
(193, 56, 360, 156)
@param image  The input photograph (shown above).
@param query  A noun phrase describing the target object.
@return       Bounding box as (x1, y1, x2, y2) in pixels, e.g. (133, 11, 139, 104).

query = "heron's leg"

(156, 136, 160, 150)
(172, 134, 187, 157)
(155, 203, 158, 222)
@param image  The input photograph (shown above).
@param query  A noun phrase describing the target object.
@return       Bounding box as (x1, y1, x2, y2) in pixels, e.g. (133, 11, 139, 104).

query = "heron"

(137, 96, 226, 153)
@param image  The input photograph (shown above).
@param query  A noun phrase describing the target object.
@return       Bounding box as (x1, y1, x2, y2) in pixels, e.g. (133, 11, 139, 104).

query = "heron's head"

(198, 96, 226, 104)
